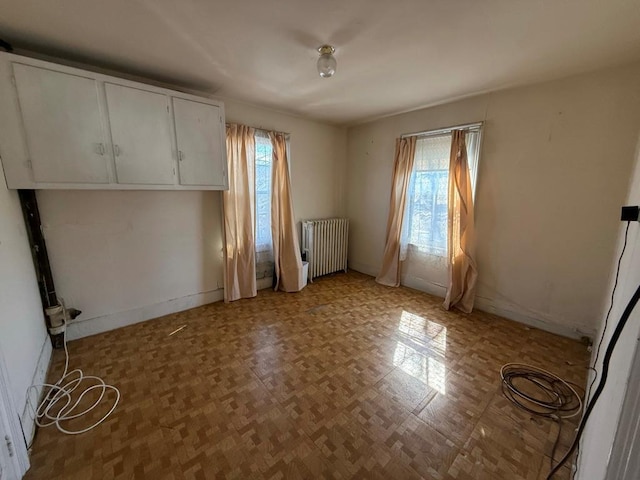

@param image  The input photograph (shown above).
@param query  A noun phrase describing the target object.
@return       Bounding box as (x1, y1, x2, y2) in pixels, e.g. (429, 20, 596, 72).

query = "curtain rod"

(225, 122, 290, 138)
(401, 121, 483, 139)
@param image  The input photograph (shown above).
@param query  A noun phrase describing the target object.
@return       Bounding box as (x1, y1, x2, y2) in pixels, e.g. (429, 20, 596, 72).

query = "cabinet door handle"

(114, 144, 121, 157)
(96, 143, 105, 155)
(178, 150, 184, 161)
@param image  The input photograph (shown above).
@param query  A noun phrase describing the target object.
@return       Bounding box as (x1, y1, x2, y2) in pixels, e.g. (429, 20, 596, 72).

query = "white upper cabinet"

(173, 98, 226, 188)
(0, 52, 227, 190)
(105, 83, 175, 185)
(12, 64, 110, 184)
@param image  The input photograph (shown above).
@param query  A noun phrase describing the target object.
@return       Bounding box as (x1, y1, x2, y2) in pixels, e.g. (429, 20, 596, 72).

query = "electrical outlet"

(621, 205, 639, 222)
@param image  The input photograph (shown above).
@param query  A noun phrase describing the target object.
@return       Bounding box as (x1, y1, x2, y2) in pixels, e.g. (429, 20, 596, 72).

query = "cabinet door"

(173, 98, 226, 187)
(12, 64, 110, 184)
(105, 83, 175, 185)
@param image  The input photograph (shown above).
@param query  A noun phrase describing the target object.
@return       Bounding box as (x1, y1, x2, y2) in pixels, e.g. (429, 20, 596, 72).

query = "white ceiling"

(1, 0, 640, 125)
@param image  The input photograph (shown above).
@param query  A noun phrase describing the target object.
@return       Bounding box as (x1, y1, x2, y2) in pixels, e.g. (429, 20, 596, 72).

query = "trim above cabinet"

(0, 52, 228, 191)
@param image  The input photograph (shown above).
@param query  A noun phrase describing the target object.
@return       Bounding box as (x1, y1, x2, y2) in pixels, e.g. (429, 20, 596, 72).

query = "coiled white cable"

(500, 362, 584, 477)
(500, 362, 583, 419)
(27, 304, 120, 436)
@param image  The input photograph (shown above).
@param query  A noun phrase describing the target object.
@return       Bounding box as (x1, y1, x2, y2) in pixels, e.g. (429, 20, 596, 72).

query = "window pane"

(255, 135, 272, 254)
(406, 135, 451, 255)
(404, 131, 481, 257)
(466, 130, 481, 197)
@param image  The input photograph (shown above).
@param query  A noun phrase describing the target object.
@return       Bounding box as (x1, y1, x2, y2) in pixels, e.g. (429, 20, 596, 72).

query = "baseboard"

(348, 261, 378, 278)
(401, 275, 447, 298)
(67, 289, 224, 340)
(348, 260, 592, 340)
(397, 275, 589, 338)
(257, 277, 273, 291)
(21, 334, 52, 449)
(474, 296, 594, 340)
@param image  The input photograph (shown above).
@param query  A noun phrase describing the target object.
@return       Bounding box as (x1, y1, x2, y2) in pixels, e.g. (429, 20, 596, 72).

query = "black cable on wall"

(547, 282, 640, 478)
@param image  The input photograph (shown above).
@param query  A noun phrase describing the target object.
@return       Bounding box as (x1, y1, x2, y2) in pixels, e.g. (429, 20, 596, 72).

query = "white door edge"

(605, 337, 640, 480)
(0, 345, 30, 478)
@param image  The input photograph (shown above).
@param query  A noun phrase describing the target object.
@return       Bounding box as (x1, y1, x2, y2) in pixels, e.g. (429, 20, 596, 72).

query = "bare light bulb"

(317, 45, 336, 78)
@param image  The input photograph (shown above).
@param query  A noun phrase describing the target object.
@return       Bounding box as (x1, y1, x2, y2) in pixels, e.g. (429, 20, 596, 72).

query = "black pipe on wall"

(18, 190, 57, 307)
(18, 189, 62, 347)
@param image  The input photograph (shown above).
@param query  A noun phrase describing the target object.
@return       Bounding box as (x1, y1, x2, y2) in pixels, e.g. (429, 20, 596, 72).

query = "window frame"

(403, 126, 483, 257)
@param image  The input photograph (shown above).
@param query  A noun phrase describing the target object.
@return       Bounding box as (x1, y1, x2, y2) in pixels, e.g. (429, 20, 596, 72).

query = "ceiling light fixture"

(317, 45, 336, 78)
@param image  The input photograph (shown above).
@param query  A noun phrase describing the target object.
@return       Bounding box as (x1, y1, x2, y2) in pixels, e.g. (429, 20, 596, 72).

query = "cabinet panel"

(173, 98, 226, 187)
(105, 83, 175, 185)
(12, 63, 109, 184)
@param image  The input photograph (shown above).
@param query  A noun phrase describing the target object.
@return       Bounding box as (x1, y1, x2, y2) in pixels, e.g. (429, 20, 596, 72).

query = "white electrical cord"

(27, 304, 120, 436)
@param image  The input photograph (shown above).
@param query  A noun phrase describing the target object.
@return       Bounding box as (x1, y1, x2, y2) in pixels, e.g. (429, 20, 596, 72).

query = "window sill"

(406, 243, 447, 258)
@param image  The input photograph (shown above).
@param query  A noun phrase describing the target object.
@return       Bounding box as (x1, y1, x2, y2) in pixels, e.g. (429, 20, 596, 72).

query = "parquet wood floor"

(25, 272, 589, 479)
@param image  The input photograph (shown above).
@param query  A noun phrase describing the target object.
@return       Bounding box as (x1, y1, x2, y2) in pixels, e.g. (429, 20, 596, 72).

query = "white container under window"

(299, 262, 309, 290)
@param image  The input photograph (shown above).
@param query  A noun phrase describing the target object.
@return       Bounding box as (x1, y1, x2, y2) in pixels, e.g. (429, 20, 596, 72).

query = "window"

(255, 133, 272, 252)
(402, 129, 481, 256)
(254, 132, 274, 278)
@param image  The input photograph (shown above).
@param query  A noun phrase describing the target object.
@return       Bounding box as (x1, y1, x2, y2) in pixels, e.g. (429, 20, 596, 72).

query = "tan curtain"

(222, 124, 257, 302)
(376, 136, 417, 287)
(443, 130, 478, 312)
(270, 132, 304, 292)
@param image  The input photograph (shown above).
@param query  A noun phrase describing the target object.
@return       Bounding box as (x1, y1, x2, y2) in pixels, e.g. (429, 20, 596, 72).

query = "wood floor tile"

(280, 383, 342, 436)
(449, 400, 548, 480)
(310, 412, 393, 477)
(415, 370, 496, 447)
(386, 415, 459, 479)
(24, 271, 590, 479)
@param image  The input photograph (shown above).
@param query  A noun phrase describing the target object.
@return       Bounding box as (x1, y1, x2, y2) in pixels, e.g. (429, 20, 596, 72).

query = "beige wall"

(346, 62, 640, 337)
(0, 161, 50, 443)
(578, 135, 640, 478)
(39, 98, 346, 339)
(38, 189, 224, 339)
